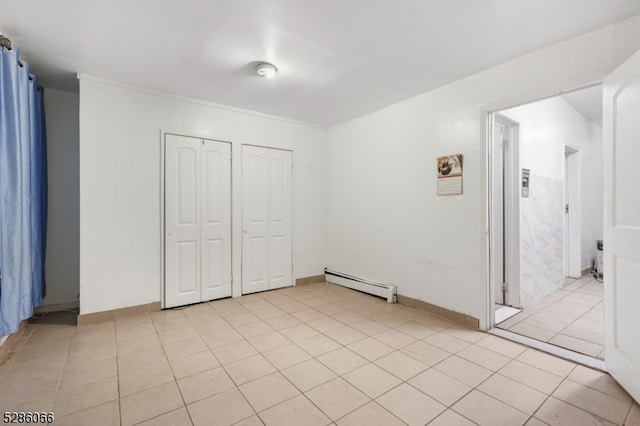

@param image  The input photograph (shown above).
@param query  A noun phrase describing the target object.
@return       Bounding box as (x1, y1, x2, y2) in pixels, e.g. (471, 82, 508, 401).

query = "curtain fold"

(29, 71, 47, 306)
(0, 43, 47, 337)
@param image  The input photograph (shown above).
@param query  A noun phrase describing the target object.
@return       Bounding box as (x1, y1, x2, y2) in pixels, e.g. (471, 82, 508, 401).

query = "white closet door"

(268, 149, 293, 290)
(165, 135, 232, 308)
(242, 146, 293, 294)
(242, 145, 270, 294)
(201, 139, 232, 301)
(165, 134, 201, 307)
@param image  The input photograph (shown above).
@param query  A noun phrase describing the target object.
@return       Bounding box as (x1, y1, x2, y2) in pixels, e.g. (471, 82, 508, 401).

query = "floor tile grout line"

(154, 313, 199, 426)
(564, 374, 635, 404)
(553, 371, 635, 425)
(525, 362, 579, 426)
(51, 322, 75, 415)
(540, 393, 624, 426)
(114, 323, 125, 426)
(622, 401, 636, 426)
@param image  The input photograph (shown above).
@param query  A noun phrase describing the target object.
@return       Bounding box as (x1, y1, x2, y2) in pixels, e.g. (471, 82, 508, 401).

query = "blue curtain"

(0, 43, 47, 337)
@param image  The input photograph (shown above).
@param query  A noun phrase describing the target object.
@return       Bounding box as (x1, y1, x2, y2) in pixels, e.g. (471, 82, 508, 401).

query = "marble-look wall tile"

(520, 175, 564, 308)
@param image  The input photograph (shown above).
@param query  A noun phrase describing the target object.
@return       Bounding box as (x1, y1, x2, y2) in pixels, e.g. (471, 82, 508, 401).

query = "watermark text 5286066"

(3, 412, 55, 424)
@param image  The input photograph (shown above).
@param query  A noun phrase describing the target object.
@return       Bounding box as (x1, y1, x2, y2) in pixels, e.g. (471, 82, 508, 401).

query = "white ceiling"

(561, 85, 603, 128)
(2, 1, 639, 126)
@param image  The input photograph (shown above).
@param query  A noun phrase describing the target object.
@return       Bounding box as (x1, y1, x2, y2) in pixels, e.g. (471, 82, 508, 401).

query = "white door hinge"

(502, 282, 509, 292)
(501, 140, 509, 150)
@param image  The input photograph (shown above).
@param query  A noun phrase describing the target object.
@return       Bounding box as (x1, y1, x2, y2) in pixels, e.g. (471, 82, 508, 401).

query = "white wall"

(580, 124, 604, 269)
(79, 78, 327, 315)
(43, 89, 80, 307)
(501, 96, 602, 307)
(327, 16, 640, 330)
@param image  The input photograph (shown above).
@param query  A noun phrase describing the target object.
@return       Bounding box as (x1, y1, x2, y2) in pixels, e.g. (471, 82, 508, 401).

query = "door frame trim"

(484, 82, 604, 330)
(488, 113, 521, 326)
(564, 145, 582, 278)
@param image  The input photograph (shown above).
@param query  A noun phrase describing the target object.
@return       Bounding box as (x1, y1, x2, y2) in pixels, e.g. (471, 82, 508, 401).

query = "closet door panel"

(242, 145, 269, 294)
(268, 149, 292, 290)
(201, 140, 232, 301)
(165, 134, 201, 308)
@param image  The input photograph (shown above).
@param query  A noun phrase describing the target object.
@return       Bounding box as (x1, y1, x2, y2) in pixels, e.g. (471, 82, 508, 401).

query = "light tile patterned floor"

(497, 274, 605, 359)
(1, 282, 637, 426)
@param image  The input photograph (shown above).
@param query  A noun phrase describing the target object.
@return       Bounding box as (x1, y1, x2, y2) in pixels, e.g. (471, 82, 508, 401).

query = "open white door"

(603, 48, 640, 402)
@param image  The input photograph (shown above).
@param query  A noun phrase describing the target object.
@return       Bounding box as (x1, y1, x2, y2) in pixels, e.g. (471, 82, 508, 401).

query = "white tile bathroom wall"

(520, 175, 565, 307)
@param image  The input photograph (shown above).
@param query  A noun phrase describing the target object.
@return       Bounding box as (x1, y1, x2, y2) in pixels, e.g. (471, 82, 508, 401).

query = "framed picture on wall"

(437, 153, 463, 195)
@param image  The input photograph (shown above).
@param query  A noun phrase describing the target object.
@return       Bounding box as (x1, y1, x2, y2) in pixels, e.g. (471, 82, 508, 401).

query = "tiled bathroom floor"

(497, 274, 605, 359)
(1, 281, 637, 426)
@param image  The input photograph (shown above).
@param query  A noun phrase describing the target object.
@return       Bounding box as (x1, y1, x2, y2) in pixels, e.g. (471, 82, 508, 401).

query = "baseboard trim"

(396, 295, 480, 330)
(296, 275, 325, 286)
(77, 301, 161, 325)
(34, 301, 80, 314)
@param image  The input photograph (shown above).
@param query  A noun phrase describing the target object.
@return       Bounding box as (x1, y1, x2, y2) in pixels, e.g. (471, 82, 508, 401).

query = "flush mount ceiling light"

(256, 62, 277, 78)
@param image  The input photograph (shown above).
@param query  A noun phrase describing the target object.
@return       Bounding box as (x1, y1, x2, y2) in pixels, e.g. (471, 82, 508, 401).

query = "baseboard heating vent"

(324, 268, 396, 303)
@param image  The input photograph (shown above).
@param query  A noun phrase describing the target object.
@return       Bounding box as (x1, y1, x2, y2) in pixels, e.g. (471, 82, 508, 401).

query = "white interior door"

(268, 149, 293, 290)
(165, 135, 231, 308)
(242, 145, 293, 294)
(242, 146, 270, 294)
(201, 140, 232, 301)
(603, 48, 640, 402)
(165, 134, 201, 307)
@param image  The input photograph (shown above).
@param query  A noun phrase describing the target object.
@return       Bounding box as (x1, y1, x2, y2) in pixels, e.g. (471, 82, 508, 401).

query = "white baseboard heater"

(324, 268, 396, 303)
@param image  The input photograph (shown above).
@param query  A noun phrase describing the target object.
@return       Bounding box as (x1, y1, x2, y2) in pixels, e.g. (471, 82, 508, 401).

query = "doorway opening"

(488, 85, 605, 361)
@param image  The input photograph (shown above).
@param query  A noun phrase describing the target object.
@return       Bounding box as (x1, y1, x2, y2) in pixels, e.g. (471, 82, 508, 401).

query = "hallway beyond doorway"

(496, 273, 604, 359)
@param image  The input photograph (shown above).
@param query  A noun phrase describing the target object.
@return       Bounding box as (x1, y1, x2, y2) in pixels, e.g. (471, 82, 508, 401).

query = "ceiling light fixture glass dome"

(256, 62, 277, 78)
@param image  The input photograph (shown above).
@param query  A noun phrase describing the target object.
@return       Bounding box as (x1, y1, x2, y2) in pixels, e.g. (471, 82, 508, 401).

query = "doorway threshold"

(488, 327, 605, 371)
(495, 305, 521, 324)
